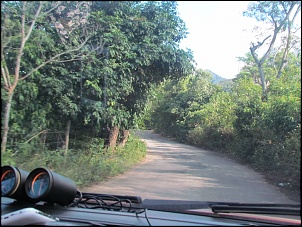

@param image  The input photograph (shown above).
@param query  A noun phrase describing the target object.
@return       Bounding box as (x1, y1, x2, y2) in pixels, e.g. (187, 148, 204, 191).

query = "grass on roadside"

(8, 133, 147, 188)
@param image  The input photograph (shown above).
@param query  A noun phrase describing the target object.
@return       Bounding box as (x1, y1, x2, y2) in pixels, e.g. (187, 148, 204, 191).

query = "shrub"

(11, 133, 147, 188)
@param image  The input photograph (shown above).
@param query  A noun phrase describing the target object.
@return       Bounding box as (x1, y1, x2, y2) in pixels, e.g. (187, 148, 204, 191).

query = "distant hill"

(206, 69, 234, 91)
(206, 69, 226, 84)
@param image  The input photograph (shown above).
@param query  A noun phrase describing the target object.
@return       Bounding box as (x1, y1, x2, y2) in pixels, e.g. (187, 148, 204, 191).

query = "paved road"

(80, 130, 295, 203)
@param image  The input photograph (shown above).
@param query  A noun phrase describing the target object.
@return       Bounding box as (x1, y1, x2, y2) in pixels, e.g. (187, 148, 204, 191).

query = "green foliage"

(148, 46, 300, 189)
(252, 125, 301, 189)
(149, 70, 217, 141)
(12, 133, 147, 187)
(1, 150, 16, 166)
(243, 1, 300, 24)
(231, 77, 263, 138)
(187, 91, 236, 150)
(261, 95, 300, 136)
(2, 1, 194, 154)
(242, 1, 301, 100)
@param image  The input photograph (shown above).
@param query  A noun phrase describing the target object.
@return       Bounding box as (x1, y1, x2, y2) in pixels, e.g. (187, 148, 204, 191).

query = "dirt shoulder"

(263, 174, 300, 203)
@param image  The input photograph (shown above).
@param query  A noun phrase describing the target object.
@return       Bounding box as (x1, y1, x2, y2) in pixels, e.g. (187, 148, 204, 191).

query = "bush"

(187, 126, 234, 151)
(11, 133, 147, 188)
(252, 125, 301, 189)
(1, 150, 16, 166)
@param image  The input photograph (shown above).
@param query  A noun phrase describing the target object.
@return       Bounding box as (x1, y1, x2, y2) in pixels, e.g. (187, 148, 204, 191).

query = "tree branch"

(276, 3, 301, 79)
(23, 1, 43, 45)
(52, 57, 83, 63)
(1, 14, 13, 51)
(293, 26, 301, 34)
(276, 18, 291, 79)
(24, 130, 48, 144)
(11, 1, 43, 92)
(1, 66, 10, 90)
(251, 35, 271, 51)
(259, 3, 296, 66)
(41, 1, 61, 16)
(19, 36, 90, 80)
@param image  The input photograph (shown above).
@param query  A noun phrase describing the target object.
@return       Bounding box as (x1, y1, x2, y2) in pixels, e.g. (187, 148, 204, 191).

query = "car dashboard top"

(3, 196, 301, 226)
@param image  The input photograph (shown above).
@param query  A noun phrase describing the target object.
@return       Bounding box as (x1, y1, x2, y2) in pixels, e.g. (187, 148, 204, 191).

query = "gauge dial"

(1, 169, 16, 196)
(28, 172, 50, 198)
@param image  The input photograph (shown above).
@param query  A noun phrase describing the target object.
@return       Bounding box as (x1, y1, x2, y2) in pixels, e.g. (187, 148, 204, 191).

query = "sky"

(177, 1, 260, 79)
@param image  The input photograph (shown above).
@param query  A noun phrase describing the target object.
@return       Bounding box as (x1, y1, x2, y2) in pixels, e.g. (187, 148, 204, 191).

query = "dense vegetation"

(1, 1, 195, 187)
(6, 133, 147, 187)
(146, 55, 300, 190)
(1, 1, 301, 191)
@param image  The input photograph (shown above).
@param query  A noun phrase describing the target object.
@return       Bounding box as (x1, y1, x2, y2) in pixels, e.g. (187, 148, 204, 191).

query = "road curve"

(80, 130, 295, 203)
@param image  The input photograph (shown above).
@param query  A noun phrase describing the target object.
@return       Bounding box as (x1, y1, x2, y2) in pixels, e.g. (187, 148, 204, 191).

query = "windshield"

(1, 0, 300, 211)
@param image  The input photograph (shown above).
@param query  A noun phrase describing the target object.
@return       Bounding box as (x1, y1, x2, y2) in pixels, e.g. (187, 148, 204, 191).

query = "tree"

(243, 1, 301, 100)
(2, 1, 194, 153)
(1, 1, 102, 153)
(150, 69, 217, 141)
(75, 1, 194, 145)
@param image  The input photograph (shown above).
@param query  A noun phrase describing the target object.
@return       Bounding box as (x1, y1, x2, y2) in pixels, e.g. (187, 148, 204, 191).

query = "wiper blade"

(210, 203, 300, 215)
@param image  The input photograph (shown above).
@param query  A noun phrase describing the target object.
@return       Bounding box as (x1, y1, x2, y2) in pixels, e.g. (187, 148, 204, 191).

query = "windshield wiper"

(141, 200, 300, 215)
(210, 203, 300, 216)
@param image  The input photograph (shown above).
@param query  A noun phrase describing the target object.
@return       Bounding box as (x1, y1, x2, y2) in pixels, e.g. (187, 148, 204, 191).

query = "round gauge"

(28, 171, 50, 198)
(1, 169, 16, 196)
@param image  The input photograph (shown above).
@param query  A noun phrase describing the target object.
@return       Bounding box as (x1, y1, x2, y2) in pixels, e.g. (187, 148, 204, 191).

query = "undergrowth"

(7, 133, 147, 188)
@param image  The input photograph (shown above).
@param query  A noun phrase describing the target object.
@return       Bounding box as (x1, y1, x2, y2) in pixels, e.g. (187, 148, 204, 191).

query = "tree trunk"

(108, 126, 119, 150)
(258, 64, 267, 92)
(118, 130, 130, 147)
(258, 64, 269, 101)
(276, 18, 291, 79)
(1, 92, 13, 153)
(64, 119, 71, 155)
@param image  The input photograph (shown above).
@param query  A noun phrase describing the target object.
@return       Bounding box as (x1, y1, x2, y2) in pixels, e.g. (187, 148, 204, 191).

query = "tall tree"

(75, 1, 194, 144)
(1, 1, 101, 153)
(2, 1, 194, 152)
(243, 1, 301, 100)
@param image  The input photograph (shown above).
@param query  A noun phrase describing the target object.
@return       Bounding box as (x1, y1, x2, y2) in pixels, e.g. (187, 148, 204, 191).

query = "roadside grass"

(9, 133, 147, 188)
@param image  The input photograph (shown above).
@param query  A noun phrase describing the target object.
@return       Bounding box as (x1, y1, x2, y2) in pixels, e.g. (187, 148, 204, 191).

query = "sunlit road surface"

(80, 130, 296, 203)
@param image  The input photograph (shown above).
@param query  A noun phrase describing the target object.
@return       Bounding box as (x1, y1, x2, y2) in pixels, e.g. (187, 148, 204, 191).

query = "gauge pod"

(24, 167, 77, 206)
(1, 166, 29, 201)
